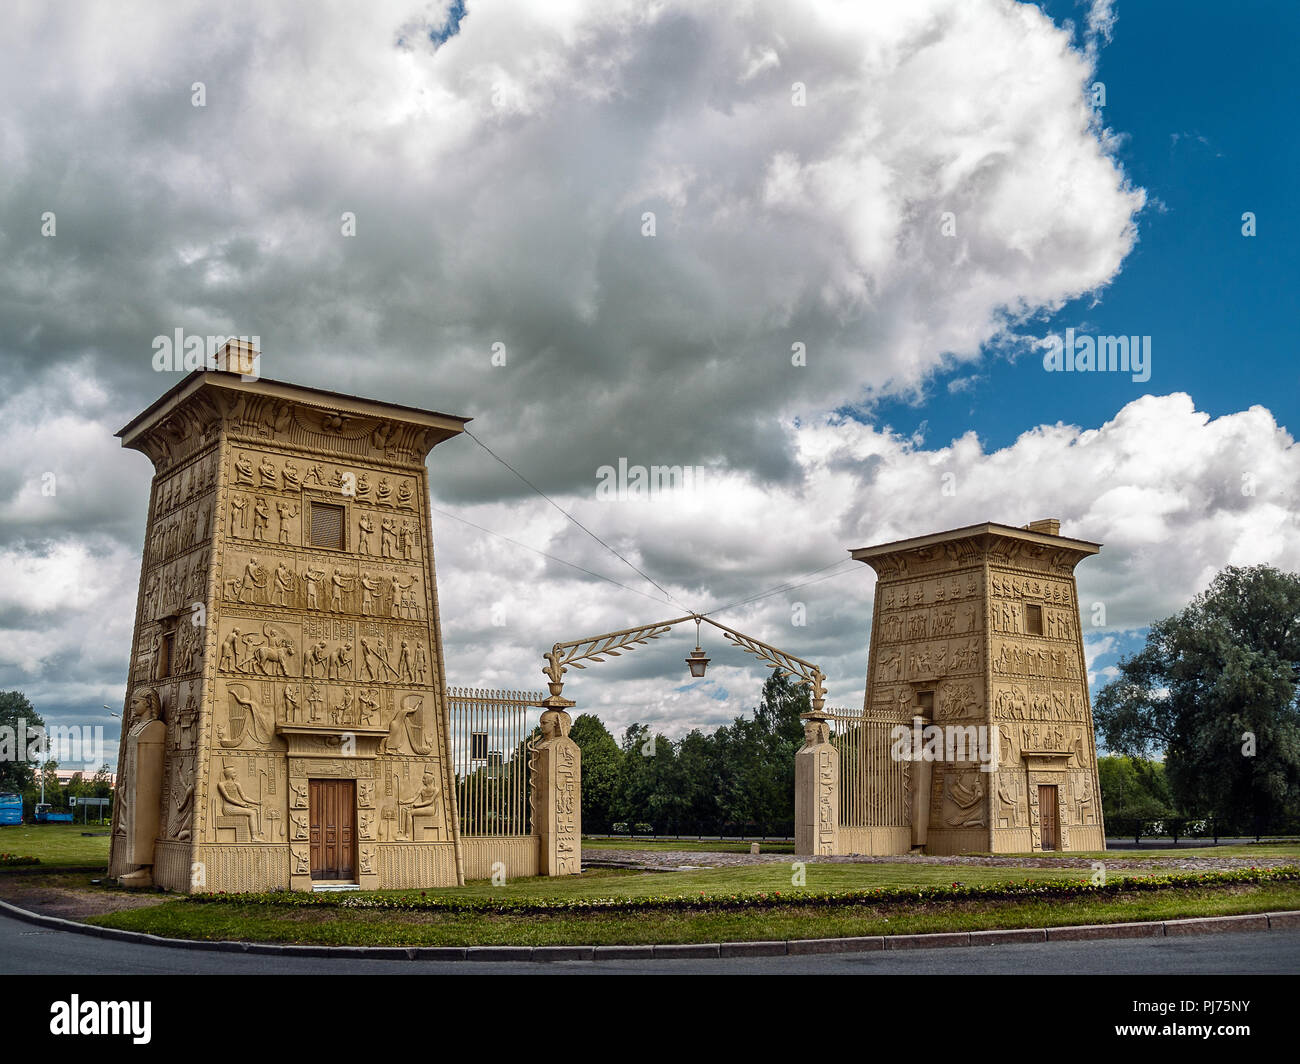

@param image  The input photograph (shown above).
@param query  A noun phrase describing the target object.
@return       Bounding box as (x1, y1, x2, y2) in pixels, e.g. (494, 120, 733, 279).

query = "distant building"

(53, 769, 116, 788)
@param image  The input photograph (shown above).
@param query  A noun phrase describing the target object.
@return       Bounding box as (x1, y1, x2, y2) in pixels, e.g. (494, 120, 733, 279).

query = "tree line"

(0, 691, 114, 817)
(1093, 564, 1300, 836)
(572, 564, 1300, 838)
(570, 670, 807, 834)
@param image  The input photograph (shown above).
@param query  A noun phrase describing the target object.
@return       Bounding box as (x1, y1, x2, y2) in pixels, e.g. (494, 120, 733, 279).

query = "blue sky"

(871, 0, 1298, 453)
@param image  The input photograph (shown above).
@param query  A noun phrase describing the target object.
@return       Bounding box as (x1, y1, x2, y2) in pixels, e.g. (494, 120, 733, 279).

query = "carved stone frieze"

(110, 358, 468, 892)
(842, 520, 1106, 856)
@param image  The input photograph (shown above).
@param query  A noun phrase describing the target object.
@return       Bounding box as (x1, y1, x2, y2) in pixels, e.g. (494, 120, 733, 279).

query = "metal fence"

(827, 707, 909, 828)
(1106, 815, 1300, 845)
(585, 820, 796, 841)
(447, 687, 545, 837)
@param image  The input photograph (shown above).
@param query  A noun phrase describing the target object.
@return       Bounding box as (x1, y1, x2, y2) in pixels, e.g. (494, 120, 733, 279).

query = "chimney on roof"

(213, 337, 260, 378)
(1024, 518, 1061, 536)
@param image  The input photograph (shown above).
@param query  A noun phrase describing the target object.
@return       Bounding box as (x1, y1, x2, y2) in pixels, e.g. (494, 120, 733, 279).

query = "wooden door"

(309, 779, 356, 880)
(1039, 785, 1059, 851)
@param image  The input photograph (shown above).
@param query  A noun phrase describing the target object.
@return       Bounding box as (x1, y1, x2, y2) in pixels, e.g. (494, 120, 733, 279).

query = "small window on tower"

(1025, 603, 1044, 636)
(158, 632, 174, 678)
(310, 502, 345, 550)
(917, 691, 935, 718)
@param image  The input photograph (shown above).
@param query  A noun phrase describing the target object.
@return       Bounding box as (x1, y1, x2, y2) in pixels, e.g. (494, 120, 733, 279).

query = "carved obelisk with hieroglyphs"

(847, 519, 1106, 855)
(108, 341, 471, 891)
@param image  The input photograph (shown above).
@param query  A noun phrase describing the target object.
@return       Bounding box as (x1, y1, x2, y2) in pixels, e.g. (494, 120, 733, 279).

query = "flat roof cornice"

(116, 371, 470, 450)
(850, 521, 1100, 563)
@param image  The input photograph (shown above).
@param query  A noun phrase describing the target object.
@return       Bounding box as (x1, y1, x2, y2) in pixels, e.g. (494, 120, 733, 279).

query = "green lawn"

(0, 824, 110, 868)
(86, 880, 1300, 947)
(6, 825, 1297, 947)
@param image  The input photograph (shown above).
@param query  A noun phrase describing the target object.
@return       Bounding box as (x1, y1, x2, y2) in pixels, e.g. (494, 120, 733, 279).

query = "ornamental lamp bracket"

(542, 612, 826, 708)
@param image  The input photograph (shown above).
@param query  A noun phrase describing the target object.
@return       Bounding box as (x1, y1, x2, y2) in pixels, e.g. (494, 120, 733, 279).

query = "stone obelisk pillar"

(795, 716, 838, 857)
(533, 699, 582, 875)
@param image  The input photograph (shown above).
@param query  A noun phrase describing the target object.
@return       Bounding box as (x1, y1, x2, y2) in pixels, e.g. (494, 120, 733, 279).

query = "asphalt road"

(3, 912, 1297, 974)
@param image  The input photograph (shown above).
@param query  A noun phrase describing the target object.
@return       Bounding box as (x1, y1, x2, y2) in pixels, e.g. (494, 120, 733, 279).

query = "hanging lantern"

(685, 616, 710, 678)
(685, 646, 710, 678)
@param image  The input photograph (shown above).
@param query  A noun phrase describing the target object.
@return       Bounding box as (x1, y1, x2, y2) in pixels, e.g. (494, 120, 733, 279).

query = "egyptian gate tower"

(108, 341, 469, 891)
(834, 520, 1105, 855)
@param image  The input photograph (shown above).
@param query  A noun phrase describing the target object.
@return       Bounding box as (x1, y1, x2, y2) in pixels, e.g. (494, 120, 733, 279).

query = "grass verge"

(0, 824, 110, 868)
(85, 879, 1300, 947)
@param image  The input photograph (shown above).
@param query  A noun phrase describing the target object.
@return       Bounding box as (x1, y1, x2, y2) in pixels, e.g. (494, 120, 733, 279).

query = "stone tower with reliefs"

(107, 342, 471, 891)
(845, 519, 1105, 855)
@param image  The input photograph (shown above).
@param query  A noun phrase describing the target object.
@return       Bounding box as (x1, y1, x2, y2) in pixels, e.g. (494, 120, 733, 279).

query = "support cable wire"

(445, 428, 865, 621)
(703, 559, 863, 616)
(429, 505, 671, 608)
(462, 428, 686, 609)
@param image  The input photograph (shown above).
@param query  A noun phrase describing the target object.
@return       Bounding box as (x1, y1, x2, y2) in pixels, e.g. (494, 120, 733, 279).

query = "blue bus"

(0, 793, 22, 826)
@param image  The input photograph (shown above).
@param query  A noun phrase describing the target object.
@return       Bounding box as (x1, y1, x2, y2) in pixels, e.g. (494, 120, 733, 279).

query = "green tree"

(89, 766, 115, 799)
(0, 690, 45, 793)
(707, 671, 808, 828)
(1097, 755, 1173, 822)
(675, 729, 717, 824)
(613, 723, 679, 827)
(21, 759, 61, 816)
(1093, 564, 1300, 829)
(568, 714, 622, 830)
(594, 672, 814, 832)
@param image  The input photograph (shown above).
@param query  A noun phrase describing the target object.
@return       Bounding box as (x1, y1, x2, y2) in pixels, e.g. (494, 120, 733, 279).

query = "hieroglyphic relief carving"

(991, 641, 1080, 679)
(166, 753, 196, 840)
(398, 768, 442, 840)
(935, 682, 978, 721)
(554, 742, 580, 874)
(213, 762, 266, 842)
(993, 685, 1088, 722)
(849, 524, 1105, 857)
(1071, 768, 1098, 826)
(112, 358, 467, 892)
(816, 746, 836, 854)
(944, 770, 987, 828)
(995, 769, 1024, 828)
(380, 694, 436, 756)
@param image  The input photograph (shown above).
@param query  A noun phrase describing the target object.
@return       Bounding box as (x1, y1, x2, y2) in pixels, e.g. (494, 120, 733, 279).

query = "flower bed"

(0, 853, 40, 868)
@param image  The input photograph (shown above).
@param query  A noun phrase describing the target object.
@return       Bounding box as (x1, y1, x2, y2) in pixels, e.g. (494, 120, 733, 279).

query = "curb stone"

(787, 936, 884, 954)
(0, 897, 1293, 964)
(886, 931, 970, 950)
(718, 940, 788, 958)
(411, 947, 468, 961)
(1047, 920, 1167, 941)
(1162, 913, 1269, 936)
(466, 945, 532, 962)
(652, 943, 719, 958)
(591, 945, 653, 960)
(969, 928, 1046, 945)
(533, 946, 596, 962)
